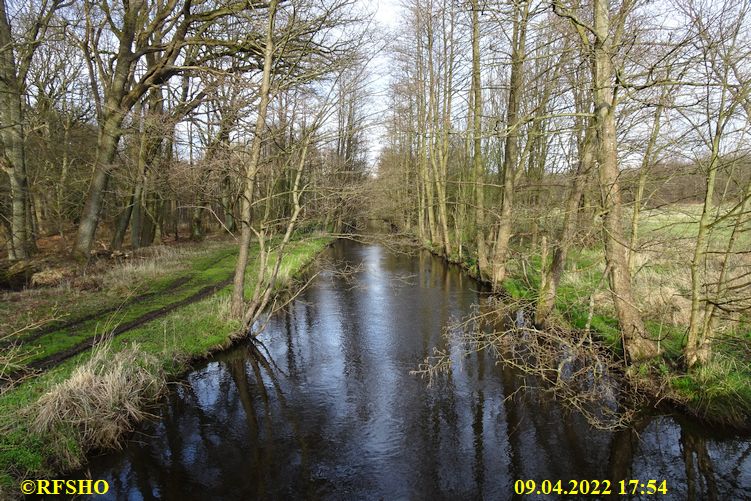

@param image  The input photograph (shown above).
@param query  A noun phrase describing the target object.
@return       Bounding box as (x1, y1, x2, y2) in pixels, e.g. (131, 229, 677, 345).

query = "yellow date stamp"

(514, 479, 668, 496)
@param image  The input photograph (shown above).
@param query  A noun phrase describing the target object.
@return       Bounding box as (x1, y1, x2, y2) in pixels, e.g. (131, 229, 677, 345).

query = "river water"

(77, 241, 750, 500)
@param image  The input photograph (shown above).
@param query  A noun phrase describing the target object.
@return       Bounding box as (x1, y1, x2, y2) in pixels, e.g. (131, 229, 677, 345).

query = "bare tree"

(0, 0, 67, 259)
(72, 0, 272, 258)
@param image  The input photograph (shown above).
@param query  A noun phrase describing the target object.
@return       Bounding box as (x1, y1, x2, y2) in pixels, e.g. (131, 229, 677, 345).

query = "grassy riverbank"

(0, 235, 331, 496)
(432, 204, 751, 429)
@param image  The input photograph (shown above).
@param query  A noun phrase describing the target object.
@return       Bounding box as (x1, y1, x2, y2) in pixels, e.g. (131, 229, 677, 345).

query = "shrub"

(32, 343, 166, 451)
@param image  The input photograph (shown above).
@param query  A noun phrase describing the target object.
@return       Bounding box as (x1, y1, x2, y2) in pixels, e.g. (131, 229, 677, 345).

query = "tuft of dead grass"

(31, 342, 166, 451)
(30, 268, 75, 288)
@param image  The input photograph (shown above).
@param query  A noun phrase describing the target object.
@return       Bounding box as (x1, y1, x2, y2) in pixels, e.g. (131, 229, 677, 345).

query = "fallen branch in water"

(411, 296, 646, 431)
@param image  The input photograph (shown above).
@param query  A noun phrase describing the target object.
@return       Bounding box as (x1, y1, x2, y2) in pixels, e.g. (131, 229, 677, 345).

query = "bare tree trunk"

(57, 111, 72, 236)
(686, 133, 722, 367)
(592, 0, 657, 362)
(73, 0, 144, 259)
(491, 0, 529, 288)
(434, 0, 455, 257)
(471, 0, 488, 277)
(628, 99, 665, 275)
(74, 102, 128, 258)
(427, 10, 446, 254)
(111, 193, 135, 251)
(231, 0, 279, 317)
(417, 12, 437, 246)
(243, 137, 310, 331)
(0, 0, 33, 259)
(535, 120, 595, 327)
(684, 38, 745, 366)
(703, 178, 751, 337)
(73, 0, 201, 258)
(700, 96, 751, 342)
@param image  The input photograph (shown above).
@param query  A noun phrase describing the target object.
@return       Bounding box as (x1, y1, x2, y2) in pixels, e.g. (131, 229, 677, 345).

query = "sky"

(365, 0, 404, 166)
(374, 0, 402, 27)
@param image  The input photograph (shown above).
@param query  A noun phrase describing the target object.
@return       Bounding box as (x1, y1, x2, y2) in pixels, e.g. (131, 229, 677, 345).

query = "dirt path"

(1, 275, 193, 350)
(4, 276, 234, 385)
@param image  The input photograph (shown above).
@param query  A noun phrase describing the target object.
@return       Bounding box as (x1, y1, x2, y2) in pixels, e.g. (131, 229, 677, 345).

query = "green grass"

(0, 235, 331, 496)
(486, 203, 751, 427)
(15, 247, 240, 365)
(670, 354, 751, 425)
(0, 241, 240, 341)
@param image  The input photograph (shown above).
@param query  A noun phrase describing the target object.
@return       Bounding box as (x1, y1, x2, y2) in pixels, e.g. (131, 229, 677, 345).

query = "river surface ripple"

(76, 241, 751, 500)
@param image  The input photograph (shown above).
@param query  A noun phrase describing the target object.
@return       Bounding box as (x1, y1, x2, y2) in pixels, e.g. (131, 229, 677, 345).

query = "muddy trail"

(0, 275, 193, 350)
(2, 258, 238, 387)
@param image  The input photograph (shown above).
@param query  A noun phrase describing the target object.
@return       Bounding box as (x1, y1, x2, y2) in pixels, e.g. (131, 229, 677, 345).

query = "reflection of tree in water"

(111, 340, 315, 498)
(226, 354, 265, 496)
(233, 342, 314, 496)
(81, 242, 751, 499)
(682, 427, 718, 501)
(605, 418, 647, 500)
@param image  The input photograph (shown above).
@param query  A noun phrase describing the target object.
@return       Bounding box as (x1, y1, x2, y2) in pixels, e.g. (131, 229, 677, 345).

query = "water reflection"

(75, 241, 751, 500)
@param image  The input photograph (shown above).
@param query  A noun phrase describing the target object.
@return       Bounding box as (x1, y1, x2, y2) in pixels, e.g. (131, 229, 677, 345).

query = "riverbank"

(0, 234, 331, 497)
(417, 206, 751, 430)
(68, 238, 750, 499)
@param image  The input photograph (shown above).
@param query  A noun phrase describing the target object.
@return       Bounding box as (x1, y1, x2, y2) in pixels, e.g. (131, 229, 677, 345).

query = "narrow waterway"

(78, 241, 750, 500)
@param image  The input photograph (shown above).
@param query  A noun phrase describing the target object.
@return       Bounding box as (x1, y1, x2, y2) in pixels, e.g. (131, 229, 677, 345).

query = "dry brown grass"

(634, 271, 693, 327)
(30, 268, 75, 288)
(100, 241, 225, 294)
(31, 342, 166, 451)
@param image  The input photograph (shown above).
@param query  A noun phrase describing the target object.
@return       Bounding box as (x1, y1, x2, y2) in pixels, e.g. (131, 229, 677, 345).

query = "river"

(75, 240, 751, 500)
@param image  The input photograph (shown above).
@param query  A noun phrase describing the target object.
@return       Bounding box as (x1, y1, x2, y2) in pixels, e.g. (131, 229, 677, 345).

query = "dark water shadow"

(68, 241, 751, 500)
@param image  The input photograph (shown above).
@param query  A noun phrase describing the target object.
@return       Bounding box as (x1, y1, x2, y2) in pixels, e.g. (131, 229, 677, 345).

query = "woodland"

(0, 0, 750, 492)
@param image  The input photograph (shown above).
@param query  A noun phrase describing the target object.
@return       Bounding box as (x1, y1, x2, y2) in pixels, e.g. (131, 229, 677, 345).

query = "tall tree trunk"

(686, 134, 722, 367)
(471, 0, 488, 278)
(74, 102, 128, 257)
(427, 11, 445, 253)
(684, 58, 741, 367)
(491, 0, 529, 288)
(74, 0, 163, 258)
(433, 0, 455, 257)
(592, 0, 657, 362)
(535, 119, 594, 326)
(57, 112, 72, 236)
(0, 0, 33, 259)
(231, 0, 278, 317)
(417, 12, 436, 246)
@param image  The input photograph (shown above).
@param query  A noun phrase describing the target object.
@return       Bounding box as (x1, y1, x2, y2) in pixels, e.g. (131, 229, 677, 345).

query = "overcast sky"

(375, 0, 402, 27)
(365, 0, 404, 167)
